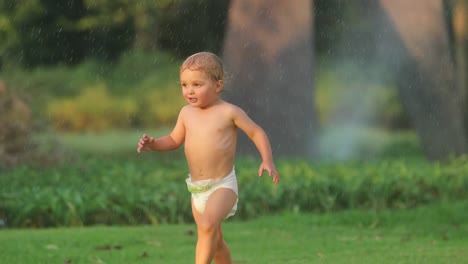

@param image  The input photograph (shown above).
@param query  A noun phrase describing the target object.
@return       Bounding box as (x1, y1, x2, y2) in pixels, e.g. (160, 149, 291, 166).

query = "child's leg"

(191, 188, 237, 264)
(213, 229, 231, 264)
(193, 197, 232, 263)
(193, 205, 232, 264)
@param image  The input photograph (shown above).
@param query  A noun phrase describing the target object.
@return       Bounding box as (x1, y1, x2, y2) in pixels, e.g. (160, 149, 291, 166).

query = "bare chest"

(184, 112, 235, 140)
(185, 115, 235, 139)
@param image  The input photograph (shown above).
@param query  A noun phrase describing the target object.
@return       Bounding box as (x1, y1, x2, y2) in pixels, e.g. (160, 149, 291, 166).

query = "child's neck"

(199, 98, 222, 109)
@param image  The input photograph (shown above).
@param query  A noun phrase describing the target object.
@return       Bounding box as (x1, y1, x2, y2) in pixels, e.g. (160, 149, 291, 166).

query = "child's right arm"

(231, 105, 280, 184)
(137, 135, 179, 152)
(137, 109, 186, 153)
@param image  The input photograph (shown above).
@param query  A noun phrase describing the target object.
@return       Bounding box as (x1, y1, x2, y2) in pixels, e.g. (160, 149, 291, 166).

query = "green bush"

(1, 155, 467, 227)
(106, 49, 180, 95)
(46, 82, 185, 130)
(138, 85, 186, 127)
(47, 84, 138, 131)
(1, 49, 182, 129)
(2, 50, 413, 132)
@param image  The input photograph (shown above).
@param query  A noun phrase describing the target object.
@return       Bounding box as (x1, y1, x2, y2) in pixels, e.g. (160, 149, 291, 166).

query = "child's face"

(180, 69, 222, 108)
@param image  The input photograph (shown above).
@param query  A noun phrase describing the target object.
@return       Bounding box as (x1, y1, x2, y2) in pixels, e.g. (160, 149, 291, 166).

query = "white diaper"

(186, 168, 238, 218)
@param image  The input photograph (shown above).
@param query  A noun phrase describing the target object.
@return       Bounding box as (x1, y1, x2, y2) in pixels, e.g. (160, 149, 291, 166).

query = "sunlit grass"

(1, 201, 467, 264)
(36, 128, 423, 160)
(4, 130, 465, 263)
(59, 129, 170, 154)
(34, 129, 171, 155)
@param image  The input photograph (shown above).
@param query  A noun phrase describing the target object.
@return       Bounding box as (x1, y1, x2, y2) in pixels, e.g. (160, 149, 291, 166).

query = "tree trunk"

(222, 0, 317, 158)
(133, 5, 158, 50)
(453, 0, 468, 139)
(379, 0, 467, 160)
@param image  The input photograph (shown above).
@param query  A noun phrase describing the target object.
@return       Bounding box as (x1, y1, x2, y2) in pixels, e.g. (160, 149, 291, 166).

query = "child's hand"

(137, 134, 155, 153)
(258, 162, 280, 184)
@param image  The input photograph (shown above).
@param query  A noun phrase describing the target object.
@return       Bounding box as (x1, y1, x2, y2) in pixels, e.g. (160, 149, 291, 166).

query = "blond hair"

(180, 52, 224, 81)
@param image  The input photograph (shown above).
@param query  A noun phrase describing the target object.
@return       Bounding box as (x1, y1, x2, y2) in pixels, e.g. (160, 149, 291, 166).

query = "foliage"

(140, 86, 186, 127)
(157, 0, 229, 57)
(0, 0, 228, 67)
(0, 86, 65, 168)
(2, 49, 180, 95)
(0, 0, 135, 66)
(1, 153, 467, 228)
(104, 49, 179, 95)
(0, 49, 183, 130)
(47, 84, 138, 131)
(1, 50, 410, 132)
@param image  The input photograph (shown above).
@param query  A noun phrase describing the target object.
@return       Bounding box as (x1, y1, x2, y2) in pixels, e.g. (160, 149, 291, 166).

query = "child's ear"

(216, 80, 223, 93)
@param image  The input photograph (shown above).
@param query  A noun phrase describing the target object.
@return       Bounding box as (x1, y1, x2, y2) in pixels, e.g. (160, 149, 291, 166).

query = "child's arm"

(137, 109, 185, 153)
(232, 106, 280, 184)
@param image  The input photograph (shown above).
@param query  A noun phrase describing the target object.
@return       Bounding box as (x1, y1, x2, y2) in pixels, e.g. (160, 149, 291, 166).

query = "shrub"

(47, 84, 138, 131)
(1, 49, 183, 130)
(137, 84, 186, 127)
(1, 156, 467, 227)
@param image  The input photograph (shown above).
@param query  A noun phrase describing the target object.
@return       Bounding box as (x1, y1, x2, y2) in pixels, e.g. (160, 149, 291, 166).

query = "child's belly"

(184, 141, 236, 180)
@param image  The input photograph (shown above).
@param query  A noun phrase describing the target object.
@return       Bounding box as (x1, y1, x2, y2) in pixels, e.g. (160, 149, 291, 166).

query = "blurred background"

(1, 0, 468, 228)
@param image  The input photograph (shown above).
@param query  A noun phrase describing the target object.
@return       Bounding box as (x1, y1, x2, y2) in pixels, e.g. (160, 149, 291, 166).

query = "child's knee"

(197, 217, 219, 234)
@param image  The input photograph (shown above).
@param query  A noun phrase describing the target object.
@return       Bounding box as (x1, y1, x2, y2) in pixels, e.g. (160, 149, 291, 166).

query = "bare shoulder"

(179, 105, 193, 116)
(181, 105, 192, 112)
(220, 101, 247, 117)
(222, 101, 259, 132)
(175, 105, 193, 125)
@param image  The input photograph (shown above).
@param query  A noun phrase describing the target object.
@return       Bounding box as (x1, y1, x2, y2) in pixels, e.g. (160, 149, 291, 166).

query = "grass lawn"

(3, 130, 465, 263)
(1, 202, 467, 264)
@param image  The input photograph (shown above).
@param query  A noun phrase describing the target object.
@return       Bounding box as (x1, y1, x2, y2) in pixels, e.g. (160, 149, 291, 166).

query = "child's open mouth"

(188, 97, 197, 103)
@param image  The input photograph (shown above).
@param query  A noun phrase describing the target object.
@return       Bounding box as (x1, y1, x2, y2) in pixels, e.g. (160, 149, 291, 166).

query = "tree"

(157, 0, 230, 57)
(0, 0, 135, 66)
(452, 0, 468, 137)
(223, 0, 318, 158)
(377, 0, 467, 160)
(0, 81, 32, 167)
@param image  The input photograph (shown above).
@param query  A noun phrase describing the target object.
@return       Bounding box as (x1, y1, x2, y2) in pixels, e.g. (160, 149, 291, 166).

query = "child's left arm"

(232, 106, 280, 184)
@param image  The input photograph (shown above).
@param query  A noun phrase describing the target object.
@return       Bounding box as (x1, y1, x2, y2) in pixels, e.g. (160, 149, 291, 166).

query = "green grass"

(1, 202, 467, 264)
(3, 131, 467, 263)
(36, 128, 422, 160)
(43, 129, 171, 155)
